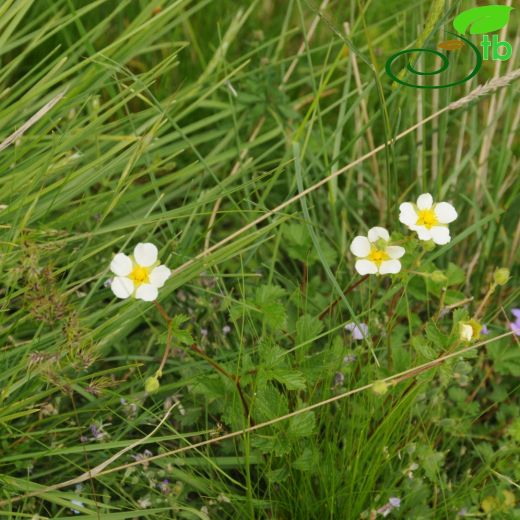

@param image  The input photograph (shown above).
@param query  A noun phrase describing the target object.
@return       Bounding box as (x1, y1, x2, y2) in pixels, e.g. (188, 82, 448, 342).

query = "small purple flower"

(343, 354, 357, 364)
(377, 496, 401, 517)
(158, 479, 171, 495)
(389, 497, 400, 508)
(481, 324, 489, 335)
(509, 308, 520, 336)
(345, 322, 368, 340)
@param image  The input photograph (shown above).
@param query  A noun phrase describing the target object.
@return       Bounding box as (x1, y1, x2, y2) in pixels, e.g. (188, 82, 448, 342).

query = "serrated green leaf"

(487, 340, 520, 376)
(267, 368, 306, 390)
(259, 340, 286, 367)
(295, 314, 323, 344)
(292, 447, 317, 471)
(412, 336, 437, 361)
(445, 263, 465, 286)
(255, 285, 287, 330)
(254, 383, 289, 421)
(287, 411, 315, 438)
(425, 322, 448, 348)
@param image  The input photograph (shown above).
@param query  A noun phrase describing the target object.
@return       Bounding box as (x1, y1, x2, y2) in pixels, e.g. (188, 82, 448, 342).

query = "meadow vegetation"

(0, 0, 519, 518)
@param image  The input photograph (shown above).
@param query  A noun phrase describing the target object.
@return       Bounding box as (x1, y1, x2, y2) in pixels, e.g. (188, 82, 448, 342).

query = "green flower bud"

(431, 270, 448, 284)
(145, 376, 160, 394)
(422, 240, 436, 252)
(493, 267, 510, 286)
(372, 380, 389, 395)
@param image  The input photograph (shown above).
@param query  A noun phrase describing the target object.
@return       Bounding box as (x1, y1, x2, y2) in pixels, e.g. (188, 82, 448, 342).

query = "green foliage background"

(0, 0, 518, 518)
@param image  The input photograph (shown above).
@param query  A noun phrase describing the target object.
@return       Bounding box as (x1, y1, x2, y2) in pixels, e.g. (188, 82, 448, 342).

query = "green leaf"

(282, 223, 336, 265)
(453, 6, 513, 35)
(487, 340, 520, 376)
(255, 285, 287, 330)
(287, 411, 315, 438)
(258, 340, 287, 367)
(425, 322, 448, 348)
(445, 263, 465, 286)
(254, 383, 289, 421)
(295, 314, 324, 345)
(292, 447, 317, 471)
(412, 336, 437, 361)
(159, 314, 194, 346)
(252, 435, 290, 457)
(267, 368, 306, 390)
(417, 445, 445, 481)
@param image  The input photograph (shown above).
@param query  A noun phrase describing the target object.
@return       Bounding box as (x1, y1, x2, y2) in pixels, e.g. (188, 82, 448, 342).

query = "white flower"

(350, 227, 405, 275)
(109, 242, 171, 302)
(459, 323, 473, 342)
(399, 193, 457, 245)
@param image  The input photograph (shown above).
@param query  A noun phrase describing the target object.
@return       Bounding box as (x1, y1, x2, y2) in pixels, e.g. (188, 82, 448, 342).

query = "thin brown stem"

(189, 343, 253, 425)
(474, 283, 496, 320)
(153, 300, 171, 323)
(153, 301, 253, 425)
(319, 275, 369, 320)
(158, 319, 173, 375)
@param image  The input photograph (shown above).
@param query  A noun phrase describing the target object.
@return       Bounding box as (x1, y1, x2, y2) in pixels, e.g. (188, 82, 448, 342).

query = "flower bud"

(493, 267, 510, 286)
(431, 270, 448, 284)
(372, 380, 389, 395)
(422, 240, 436, 252)
(145, 376, 160, 394)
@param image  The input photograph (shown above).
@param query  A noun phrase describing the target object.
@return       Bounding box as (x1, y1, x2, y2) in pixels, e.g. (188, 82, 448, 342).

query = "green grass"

(0, 0, 519, 518)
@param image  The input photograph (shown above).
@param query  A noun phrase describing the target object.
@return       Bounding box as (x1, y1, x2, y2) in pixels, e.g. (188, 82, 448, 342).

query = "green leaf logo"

(453, 5, 514, 35)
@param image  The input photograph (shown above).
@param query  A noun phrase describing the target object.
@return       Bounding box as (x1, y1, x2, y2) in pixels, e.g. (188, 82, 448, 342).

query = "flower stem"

(153, 301, 253, 425)
(189, 343, 253, 425)
(474, 282, 496, 320)
(157, 318, 173, 375)
(319, 275, 369, 320)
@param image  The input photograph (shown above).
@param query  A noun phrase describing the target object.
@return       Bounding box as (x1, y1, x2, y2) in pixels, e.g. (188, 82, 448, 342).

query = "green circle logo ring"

(385, 32, 483, 89)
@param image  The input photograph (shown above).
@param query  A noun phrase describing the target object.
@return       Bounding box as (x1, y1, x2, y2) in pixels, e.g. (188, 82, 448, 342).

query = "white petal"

(355, 259, 378, 275)
(111, 277, 134, 299)
(430, 226, 451, 245)
(460, 324, 473, 341)
(367, 227, 390, 243)
(417, 193, 433, 210)
(135, 283, 158, 302)
(378, 259, 401, 274)
(110, 253, 132, 276)
(386, 246, 405, 259)
(134, 243, 158, 267)
(149, 265, 171, 288)
(412, 225, 432, 241)
(399, 202, 418, 226)
(350, 236, 371, 257)
(434, 202, 457, 224)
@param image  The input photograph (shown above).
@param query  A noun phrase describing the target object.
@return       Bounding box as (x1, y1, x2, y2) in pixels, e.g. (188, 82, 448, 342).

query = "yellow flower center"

(367, 247, 390, 266)
(416, 208, 438, 229)
(129, 265, 150, 286)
